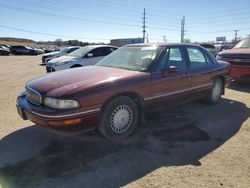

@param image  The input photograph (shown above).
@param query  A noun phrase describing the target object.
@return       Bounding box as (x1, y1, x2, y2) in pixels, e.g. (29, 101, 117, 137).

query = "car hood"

(48, 55, 77, 63)
(43, 51, 60, 57)
(0, 48, 10, 52)
(27, 66, 149, 97)
(219, 48, 250, 55)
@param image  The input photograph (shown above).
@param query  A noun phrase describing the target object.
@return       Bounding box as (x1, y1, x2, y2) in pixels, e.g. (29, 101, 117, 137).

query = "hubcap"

(110, 105, 133, 133)
(212, 82, 221, 101)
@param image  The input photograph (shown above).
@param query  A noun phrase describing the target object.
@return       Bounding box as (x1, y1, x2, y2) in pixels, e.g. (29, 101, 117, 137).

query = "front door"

(146, 46, 191, 110)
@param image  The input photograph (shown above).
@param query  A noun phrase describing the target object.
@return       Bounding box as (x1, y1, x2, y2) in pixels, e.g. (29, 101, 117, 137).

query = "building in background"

(110, 38, 144, 47)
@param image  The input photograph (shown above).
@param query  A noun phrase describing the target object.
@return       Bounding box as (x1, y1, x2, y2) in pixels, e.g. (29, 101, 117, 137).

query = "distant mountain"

(0, 37, 36, 43)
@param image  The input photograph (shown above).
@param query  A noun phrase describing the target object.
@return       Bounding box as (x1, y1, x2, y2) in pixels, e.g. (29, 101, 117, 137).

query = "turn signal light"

(48, 118, 81, 126)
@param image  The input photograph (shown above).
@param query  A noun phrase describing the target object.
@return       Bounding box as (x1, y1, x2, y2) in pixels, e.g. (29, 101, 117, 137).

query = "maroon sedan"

(16, 43, 231, 140)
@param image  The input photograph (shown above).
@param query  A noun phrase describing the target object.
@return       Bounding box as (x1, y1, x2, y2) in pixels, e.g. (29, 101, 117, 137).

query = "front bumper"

(231, 65, 250, 79)
(16, 93, 100, 130)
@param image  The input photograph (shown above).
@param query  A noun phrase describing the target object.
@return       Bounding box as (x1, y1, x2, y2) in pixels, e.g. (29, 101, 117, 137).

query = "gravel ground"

(0, 55, 249, 188)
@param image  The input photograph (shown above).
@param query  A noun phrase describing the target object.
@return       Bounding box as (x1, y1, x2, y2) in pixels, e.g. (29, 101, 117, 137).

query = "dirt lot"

(0, 55, 249, 188)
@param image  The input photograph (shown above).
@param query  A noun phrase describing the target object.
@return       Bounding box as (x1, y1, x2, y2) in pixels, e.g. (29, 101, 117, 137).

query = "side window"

(89, 48, 105, 57)
(156, 47, 186, 71)
(203, 51, 215, 64)
(67, 47, 78, 53)
(167, 48, 186, 70)
(102, 47, 116, 56)
(89, 48, 100, 57)
(187, 47, 208, 68)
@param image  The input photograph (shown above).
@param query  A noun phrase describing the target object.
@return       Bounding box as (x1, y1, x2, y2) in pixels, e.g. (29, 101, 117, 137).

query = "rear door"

(185, 46, 215, 97)
(147, 46, 191, 108)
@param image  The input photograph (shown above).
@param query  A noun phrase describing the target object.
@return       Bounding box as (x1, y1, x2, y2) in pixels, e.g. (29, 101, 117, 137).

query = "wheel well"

(71, 64, 82, 68)
(101, 92, 146, 123)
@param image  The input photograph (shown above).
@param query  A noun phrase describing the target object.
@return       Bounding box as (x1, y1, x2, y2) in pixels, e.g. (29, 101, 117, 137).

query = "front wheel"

(98, 96, 139, 140)
(206, 78, 223, 104)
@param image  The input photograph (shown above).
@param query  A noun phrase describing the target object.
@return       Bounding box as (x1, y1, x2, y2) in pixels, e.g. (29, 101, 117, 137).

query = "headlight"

(55, 61, 69, 66)
(216, 54, 222, 60)
(44, 97, 80, 109)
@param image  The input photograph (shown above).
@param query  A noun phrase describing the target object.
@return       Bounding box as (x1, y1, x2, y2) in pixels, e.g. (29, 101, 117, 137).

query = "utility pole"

(233, 30, 239, 44)
(146, 33, 149, 43)
(162, 36, 166, 42)
(142, 8, 147, 43)
(181, 16, 185, 43)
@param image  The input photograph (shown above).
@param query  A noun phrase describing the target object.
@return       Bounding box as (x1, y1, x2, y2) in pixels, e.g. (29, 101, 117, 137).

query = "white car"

(41, 46, 80, 64)
(45, 45, 118, 72)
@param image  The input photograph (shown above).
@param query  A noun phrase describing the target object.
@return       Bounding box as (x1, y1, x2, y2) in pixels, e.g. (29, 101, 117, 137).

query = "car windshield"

(67, 47, 93, 57)
(235, 38, 250, 49)
(96, 46, 160, 71)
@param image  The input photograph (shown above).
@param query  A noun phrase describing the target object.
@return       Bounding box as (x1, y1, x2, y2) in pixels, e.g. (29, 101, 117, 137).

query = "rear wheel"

(206, 78, 223, 104)
(98, 96, 139, 140)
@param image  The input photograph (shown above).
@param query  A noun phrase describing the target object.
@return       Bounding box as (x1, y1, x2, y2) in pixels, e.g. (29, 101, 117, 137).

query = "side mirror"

(168, 66, 179, 73)
(162, 66, 179, 77)
(87, 53, 93, 58)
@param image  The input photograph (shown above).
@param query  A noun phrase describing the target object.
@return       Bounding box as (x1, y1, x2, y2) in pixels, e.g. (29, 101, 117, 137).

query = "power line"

(0, 25, 110, 41)
(20, 0, 141, 22)
(0, 4, 140, 28)
(190, 27, 250, 34)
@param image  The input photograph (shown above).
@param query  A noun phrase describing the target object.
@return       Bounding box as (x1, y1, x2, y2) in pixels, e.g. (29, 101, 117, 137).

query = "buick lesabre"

(16, 43, 231, 140)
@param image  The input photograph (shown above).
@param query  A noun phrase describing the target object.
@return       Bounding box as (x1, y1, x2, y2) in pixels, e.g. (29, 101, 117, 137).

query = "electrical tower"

(233, 30, 239, 44)
(142, 8, 147, 43)
(181, 16, 185, 43)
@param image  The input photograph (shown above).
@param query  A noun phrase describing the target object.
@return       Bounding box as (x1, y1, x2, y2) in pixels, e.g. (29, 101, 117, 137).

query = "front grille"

(26, 87, 41, 105)
(46, 66, 55, 73)
(221, 54, 250, 59)
(221, 54, 250, 66)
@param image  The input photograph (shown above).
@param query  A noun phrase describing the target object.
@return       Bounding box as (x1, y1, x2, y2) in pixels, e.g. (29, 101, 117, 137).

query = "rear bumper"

(231, 65, 250, 79)
(16, 93, 100, 131)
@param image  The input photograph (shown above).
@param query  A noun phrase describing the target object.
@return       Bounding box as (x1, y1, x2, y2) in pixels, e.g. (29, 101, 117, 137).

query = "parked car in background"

(199, 43, 217, 56)
(16, 43, 231, 140)
(10, 45, 39, 55)
(216, 37, 250, 80)
(42, 47, 56, 53)
(46, 45, 118, 72)
(41, 46, 80, 64)
(31, 47, 45, 54)
(0, 45, 10, 55)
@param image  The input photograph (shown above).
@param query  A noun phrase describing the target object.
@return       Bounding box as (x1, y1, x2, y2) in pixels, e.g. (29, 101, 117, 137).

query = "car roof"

(78, 45, 118, 50)
(125, 43, 202, 48)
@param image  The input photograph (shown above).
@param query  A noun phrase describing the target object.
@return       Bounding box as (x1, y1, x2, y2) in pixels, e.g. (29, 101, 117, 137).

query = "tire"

(206, 78, 223, 104)
(98, 96, 139, 140)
